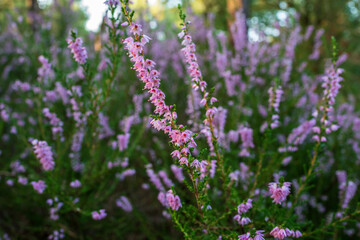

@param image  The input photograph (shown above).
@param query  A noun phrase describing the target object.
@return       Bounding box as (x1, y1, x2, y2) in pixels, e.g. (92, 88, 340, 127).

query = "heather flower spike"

(121, 3, 198, 170)
(31, 180, 47, 194)
(31, 139, 55, 171)
(268, 79, 283, 129)
(67, 35, 88, 65)
(92, 209, 107, 220)
(269, 177, 291, 205)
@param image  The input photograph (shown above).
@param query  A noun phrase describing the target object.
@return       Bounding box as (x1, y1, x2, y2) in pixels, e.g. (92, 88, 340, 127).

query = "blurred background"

(1, 0, 359, 97)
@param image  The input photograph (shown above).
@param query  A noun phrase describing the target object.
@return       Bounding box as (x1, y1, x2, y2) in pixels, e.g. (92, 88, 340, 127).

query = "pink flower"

(210, 97, 218, 105)
(170, 150, 181, 159)
(129, 23, 142, 35)
(92, 209, 107, 220)
(312, 126, 321, 134)
(67, 37, 88, 64)
(237, 199, 253, 214)
(239, 217, 251, 226)
(123, 17, 198, 171)
(234, 215, 251, 226)
(31, 180, 47, 194)
(269, 181, 291, 204)
(240, 230, 265, 240)
(121, 21, 129, 27)
(166, 190, 182, 211)
(179, 157, 189, 166)
(31, 139, 55, 171)
(190, 159, 201, 168)
(271, 227, 302, 239)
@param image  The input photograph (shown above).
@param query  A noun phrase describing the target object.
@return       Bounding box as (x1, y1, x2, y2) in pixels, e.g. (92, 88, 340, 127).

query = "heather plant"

(0, 0, 359, 239)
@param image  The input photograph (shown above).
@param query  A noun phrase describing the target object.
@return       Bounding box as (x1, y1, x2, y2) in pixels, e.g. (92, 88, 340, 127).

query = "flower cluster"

(158, 190, 182, 211)
(268, 85, 283, 129)
(70, 179, 81, 188)
(336, 170, 358, 210)
(31, 180, 47, 194)
(178, 20, 219, 152)
(239, 126, 255, 157)
(166, 190, 182, 211)
(234, 199, 253, 226)
(117, 133, 130, 151)
(43, 108, 64, 140)
(312, 65, 343, 142)
(37, 55, 53, 83)
(268, 180, 291, 204)
(92, 209, 107, 220)
(122, 18, 197, 167)
(116, 196, 133, 212)
(67, 37, 88, 65)
(48, 229, 65, 240)
(270, 227, 302, 239)
(238, 230, 265, 240)
(31, 139, 55, 171)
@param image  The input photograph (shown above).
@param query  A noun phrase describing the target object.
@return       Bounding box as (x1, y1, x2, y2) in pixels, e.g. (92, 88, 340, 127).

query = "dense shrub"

(0, 0, 359, 239)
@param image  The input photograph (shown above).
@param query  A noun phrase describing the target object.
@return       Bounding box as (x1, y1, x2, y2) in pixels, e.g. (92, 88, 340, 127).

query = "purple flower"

(237, 199, 253, 214)
(43, 108, 64, 140)
(37, 55, 53, 82)
(92, 209, 107, 220)
(210, 160, 217, 178)
(6, 179, 14, 186)
(269, 181, 291, 204)
(104, 0, 119, 6)
(117, 169, 136, 181)
(31, 139, 55, 171)
(146, 165, 164, 191)
(268, 85, 283, 129)
(171, 165, 184, 182)
(18, 176, 28, 185)
(166, 190, 182, 211)
(117, 133, 130, 152)
(67, 37, 88, 65)
(31, 180, 47, 194)
(342, 181, 358, 209)
(70, 180, 81, 188)
(116, 196, 133, 212)
(158, 170, 174, 188)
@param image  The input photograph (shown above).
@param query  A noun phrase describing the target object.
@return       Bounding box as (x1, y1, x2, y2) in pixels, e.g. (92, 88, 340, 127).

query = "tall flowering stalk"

(268, 81, 283, 129)
(177, 5, 228, 193)
(120, 1, 205, 218)
(290, 37, 344, 213)
(67, 37, 88, 65)
(31, 139, 55, 171)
